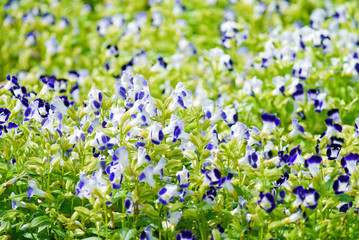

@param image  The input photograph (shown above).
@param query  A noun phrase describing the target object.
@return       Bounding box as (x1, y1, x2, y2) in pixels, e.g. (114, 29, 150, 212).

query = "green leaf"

(52, 228, 68, 238)
(31, 216, 50, 228)
(74, 206, 91, 218)
(338, 194, 353, 202)
(120, 228, 137, 240)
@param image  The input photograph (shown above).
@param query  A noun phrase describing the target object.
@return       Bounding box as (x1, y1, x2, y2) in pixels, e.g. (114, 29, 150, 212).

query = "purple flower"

(328, 108, 341, 123)
(202, 186, 217, 204)
(85, 89, 102, 115)
(27, 180, 45, 200)
(139, 158, 166, 187)
(0, 108, 11, 125)
(261, 113, 280, 135)
(139, 225, 154, 240)
(106, 44, 119, 58)
(341, 153, 359, 175)
(125, 198, 134, 213)
(148, 122, 164, 145)
(324, 118, 342, 139)
(257, 192, 276, 213)
(107, 147, 129, 189)
(326, 137, 343, 160)
(75, 171, 108, 198)
(176, 166, 190, 188)
(333, 175, 350, 195)
(218, 173, 234, 193)
(137, 147, 151, 167)
(162, 114, 186, 142)
(305, 155, 322, 176)
(203, 168, 222, 186)
(288, 145, 304, 165)
(176, 230, 196, 240)
(289, 119, 305, 138)
(167, 210, 182, 226)
(158, 184, 177, 205)
(338, 202, 353, 213)
(231, 122, 249, 141)
(292, 186, 320, 209)
(151, 11, 163, 27)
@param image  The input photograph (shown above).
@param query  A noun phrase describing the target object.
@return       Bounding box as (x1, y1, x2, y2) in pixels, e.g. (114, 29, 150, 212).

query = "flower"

(333, 175, 350, 195)
(272, 76, 287, 95)
(276, 172, 290, 189)
(75, 171, 108, 198)
(203, 168, 222, 186)
(168, 83, 193, 111)
(45, 37, 61, 55)
(243, 76, 263, 96)
(85, 89, 102, 116)
(328, 108, 341, 123)
(148, 122, 164, 145)
(162, 114, 186, 142)
(307, 89, 328, 113)
(202, 186, 217, 204)
(257, 192, 276, 213)
(107, 162, 125, 190)
(248, 127, 261, 146)
(176, 230, 196, 240)
(0, 108, 11, 125)
(261, 113, 280, 135)
(167, 210, 182, 226)
(158, 184, 178, 205)
(139, 225, 155, 240)
(341, 153, 359, 175)
(97, 17, 112, 36)
(288, 145, 304, 165)
(106, 44, 119, 58)
(151, 11, 163, 28)
(125, 198, 134, 213)
(137, 147, 151, 167)
(326, 137, 343, 160)
(289, 119, 305, 138)
(176, 166, 190, 188)
(292, 57, 312, 80)
(337, 202, 353, 213)
(178, 37, 197, 57)
(238, 145, 259, 168)
(292, 186, 320, 209)
(25, 31, 37, 46)
(304, 155, 322, 176)
(283, 207, 304, 223)
(353, 117, 359, 137)
(27, 180, 45, 200)
(90, 130, 112, 151)
(11, 192, 27, 209)
(139, 158, 166, 187)
(58, 17, 70, 29)
(324, 118, 342, 139)
(231, 122, 249, 141)
(218, 173, 234, 193)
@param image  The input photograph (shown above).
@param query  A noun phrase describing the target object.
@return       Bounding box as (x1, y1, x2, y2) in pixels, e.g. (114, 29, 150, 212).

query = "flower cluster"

(2, 0, 359, 239)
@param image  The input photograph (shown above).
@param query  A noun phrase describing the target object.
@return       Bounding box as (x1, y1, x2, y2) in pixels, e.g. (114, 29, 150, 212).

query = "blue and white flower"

(176, 166, 190, 188)
(333, 175, 350, 195)
(257, 192, 276, 213)
(261, 113, 280, 135)
(341, 153, 359, 175)
(158, 184, 178, 205)
(304, 155, 322, 176)
(27, 180, 45, 200)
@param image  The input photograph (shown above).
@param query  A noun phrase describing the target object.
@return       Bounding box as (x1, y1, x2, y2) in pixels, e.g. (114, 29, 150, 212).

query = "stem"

(104, 202, 109, 240)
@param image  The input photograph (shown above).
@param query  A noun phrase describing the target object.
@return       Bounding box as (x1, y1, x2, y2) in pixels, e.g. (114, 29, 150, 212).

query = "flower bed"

(1, 0, 359, 239)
